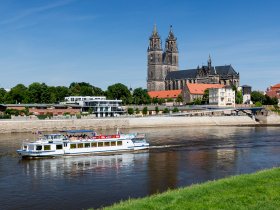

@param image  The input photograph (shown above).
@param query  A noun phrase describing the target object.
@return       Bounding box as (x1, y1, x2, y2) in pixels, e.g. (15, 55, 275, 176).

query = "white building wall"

(209, 87, 235, 107)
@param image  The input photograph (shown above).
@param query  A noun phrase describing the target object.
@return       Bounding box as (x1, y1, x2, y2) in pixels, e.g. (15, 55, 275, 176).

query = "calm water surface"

(1, 126, 280, 210)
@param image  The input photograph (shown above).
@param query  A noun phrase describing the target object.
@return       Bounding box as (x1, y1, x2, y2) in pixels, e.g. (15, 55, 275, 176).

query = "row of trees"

(0, 82, 181, 105)
(1, 82, 278, 106)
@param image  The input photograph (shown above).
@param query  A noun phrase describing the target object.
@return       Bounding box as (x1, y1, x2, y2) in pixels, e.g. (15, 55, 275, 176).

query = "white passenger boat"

(17, 130, 149, 158)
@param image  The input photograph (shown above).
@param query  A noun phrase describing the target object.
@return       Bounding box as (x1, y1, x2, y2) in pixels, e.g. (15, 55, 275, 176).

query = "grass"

(97, 167, 280, 210)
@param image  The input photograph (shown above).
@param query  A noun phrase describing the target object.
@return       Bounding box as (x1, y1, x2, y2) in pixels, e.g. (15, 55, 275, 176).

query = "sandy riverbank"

(1, 115, 276, 133)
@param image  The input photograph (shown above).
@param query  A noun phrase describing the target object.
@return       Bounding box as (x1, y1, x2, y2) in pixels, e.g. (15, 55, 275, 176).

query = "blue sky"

(0, 0, 279, 91)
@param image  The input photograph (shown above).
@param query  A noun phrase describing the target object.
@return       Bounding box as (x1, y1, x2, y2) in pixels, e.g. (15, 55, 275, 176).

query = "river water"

(0, 126, 280, 210)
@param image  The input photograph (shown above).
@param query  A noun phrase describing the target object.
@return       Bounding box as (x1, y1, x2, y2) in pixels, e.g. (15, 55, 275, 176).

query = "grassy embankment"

(99, 167, 280, 210)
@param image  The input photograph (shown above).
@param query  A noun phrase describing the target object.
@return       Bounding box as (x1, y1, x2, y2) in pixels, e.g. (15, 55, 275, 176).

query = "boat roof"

(60, 129, 94, 133)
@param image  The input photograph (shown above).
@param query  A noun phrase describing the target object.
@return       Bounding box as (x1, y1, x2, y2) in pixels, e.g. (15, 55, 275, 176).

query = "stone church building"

(147, 25, 240, 91)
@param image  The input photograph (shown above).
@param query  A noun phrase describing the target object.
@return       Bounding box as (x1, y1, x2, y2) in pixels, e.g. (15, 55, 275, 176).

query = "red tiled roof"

(148, 90, 182, 99)
(270, 83, 280, 91)
(266, 90, 280, 99)
(187, 83, 225, 95)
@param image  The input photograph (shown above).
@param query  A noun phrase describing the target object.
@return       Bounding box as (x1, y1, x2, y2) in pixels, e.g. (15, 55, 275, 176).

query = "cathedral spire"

(153, 24, 158, 36)
(148, 24, 162, 51)
(208, 54, 212, 70)
(164, 25, 178, 53)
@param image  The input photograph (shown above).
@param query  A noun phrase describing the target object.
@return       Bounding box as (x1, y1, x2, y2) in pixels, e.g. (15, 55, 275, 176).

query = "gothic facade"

(147, 26, 240, 91)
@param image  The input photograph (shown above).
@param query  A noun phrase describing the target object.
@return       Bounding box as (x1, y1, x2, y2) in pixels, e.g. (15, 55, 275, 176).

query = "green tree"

(255, 101, 262, 107)
(176, 94, 183, 103)
(0, 88, 7, 103)
(142, 107, 148, 115)
(167, 98, 173, 102)
(163, 108, 169, 113)
(135, 108, 140, 114)
(5, 84, 28, 103)
(172, 107, 179, 113)
(27, 82, 43, 103)
(127, 108, 134, 115)
(106, 83, 131, 105)
(251, 91, 266, 104)
(152, 97, 159, 104)
(155, 106, 159, 114)
(69, 82, 104, 96)
(202, 90, 209, 104)
(133, 88, 151, 105)
(158, 98, 165, 105)
(88, 107, 93, 114)
(56, 86, 70, 102)
(236, 90, 243, 104)
(193, 98, 202, 105)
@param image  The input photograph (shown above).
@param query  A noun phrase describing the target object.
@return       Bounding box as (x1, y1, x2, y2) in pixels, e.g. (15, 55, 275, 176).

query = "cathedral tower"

(147, 25, 165, 91)
(163, 25, 179, 73)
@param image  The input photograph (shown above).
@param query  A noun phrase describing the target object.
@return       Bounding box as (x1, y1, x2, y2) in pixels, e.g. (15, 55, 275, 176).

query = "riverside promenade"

(1, 115, 279, 133)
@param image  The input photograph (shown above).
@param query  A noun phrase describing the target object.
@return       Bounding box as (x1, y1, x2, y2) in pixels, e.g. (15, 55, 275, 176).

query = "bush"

(127, 108, 134, 115)
(37, 115, 48, 120)
(135, 108, 140, 114)
(255, 101, 262, 107)
(142, 107, 148, 115)
(155, 106, 159, 114)
(0, 114, 11, 119)
(172, 107, 179, 113)
(163, 108, 169, 114)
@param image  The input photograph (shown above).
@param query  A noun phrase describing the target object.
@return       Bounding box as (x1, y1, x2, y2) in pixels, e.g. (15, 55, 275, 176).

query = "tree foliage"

(106, 83, 131, 105)
(133, 88, 151, 105)
(142, 107, 148, 115)
(127, 108, 134, 115)
(202, 90, 209, 104)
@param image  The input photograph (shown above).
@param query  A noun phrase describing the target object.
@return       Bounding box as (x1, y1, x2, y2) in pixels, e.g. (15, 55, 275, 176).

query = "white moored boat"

(17, 130, 149, 158)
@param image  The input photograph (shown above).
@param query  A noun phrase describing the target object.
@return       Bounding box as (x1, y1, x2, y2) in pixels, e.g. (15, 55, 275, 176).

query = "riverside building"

(63, 96, 124, 117)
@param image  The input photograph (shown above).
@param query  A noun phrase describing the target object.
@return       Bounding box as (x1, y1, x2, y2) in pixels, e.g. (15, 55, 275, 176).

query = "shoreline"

(101, 167, 280, 210)
(0, 115, 280, 133)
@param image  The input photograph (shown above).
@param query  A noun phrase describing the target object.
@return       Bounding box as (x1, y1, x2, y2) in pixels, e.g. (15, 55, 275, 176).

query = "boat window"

(85, 143, 90, 148)
(78, 143, 83, 148)
(36, 145, 42, 150)
(98, 142, 104, 147)
(91, 142, 97, 147)
(44, 145, 51, 150)
(23, 145, 27, 149)
(28, 145, 35, 150)
(117, 141, 122, 146)
(111, 141, 116, 146)
(70, 144, 77, 149)
(56, 145, 63, 150)
(104, 142, 110, 147)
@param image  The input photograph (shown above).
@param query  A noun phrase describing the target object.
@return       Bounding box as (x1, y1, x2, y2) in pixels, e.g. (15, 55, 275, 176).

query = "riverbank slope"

(101, 167, 280, 210)
(0, 115, 262, 133)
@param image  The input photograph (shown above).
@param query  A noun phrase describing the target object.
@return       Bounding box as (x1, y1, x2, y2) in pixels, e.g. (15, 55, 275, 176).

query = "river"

(0, 126, 280, 210)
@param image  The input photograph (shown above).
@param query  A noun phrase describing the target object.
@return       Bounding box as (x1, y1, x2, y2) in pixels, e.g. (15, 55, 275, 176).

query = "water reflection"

(19, 153, 149, 178)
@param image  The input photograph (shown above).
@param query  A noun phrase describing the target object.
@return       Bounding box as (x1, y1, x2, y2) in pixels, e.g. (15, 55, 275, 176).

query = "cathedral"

(147, 25, 240, 91)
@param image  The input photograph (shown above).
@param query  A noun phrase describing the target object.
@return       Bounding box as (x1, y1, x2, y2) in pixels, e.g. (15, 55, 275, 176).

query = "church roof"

(148, 90, 182, 99)
(187, 83, 225, 95)
(165, 65, 238, 80)
(166, 69, 197, 80)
